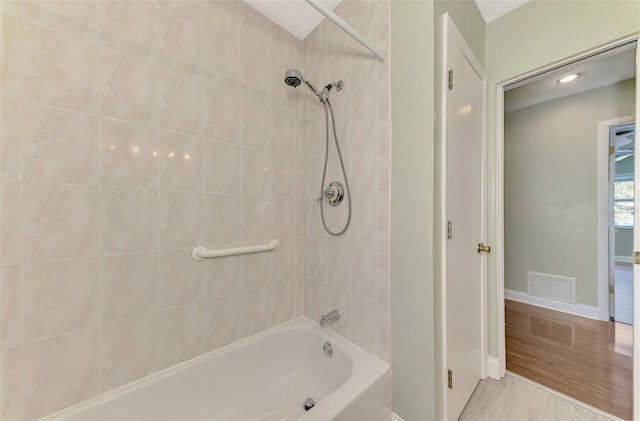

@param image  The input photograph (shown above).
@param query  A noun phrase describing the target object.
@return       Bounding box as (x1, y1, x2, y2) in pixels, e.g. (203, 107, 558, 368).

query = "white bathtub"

(45, 317, 391, 421)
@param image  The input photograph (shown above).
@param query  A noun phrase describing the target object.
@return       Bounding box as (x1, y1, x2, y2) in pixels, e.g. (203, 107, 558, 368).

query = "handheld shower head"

(284, 69, 303, 88)
(284, 69, 322, 99)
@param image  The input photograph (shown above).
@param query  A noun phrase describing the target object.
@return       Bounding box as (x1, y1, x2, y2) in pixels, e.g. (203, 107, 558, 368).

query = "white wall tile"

(23, 182, 100, 260)
(158, 71, 203, 137)
(241, 100, 270, 150)
(1, 98, 20, 180)
(21, 102, 99, 185)
(204, 193, 242, 245)
(96, 1, 157, 59)
(0, 264, 21, 349)
(99, 50, 158, 126)
(101, 251, 158, 324)
(23, 257, 100, 342)
(20, 20, 99, 113)
(204, 85, 240, 144)
(205, 140, 241, 194)
(0, 1, 316, 417)
(158, 0, 201, 23)
(304, 0, 390, 361)
(1, 181, 21, 264)
(155, 6, 201, 77)
(241, 195, 272, 242)
(236, 286, 269, 337)
(0, 12, 19, 99)
(100, 187, 159, 254)
(159, 301, 203, 368)
(241, 146, 270, 195)
(100, 119, 158, 189)
(22, 328, 100, 420)
(202, 0, 239, 43)
(159, 190, 203, 249)
(101, 314, 159, 392)
(0, 346, 22, 420)
(159, 249, 202, 310)
(203, 255, 241, 299)
(204, 294, 237, 351)
(158, 131, 204, 191)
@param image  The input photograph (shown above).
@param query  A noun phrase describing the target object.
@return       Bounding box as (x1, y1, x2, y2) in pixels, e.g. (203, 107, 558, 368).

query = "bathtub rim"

(41, 316, 391, 421)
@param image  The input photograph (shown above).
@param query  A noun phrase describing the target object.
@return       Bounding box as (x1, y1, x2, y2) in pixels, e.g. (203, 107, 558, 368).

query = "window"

(614, 178, 634, 227)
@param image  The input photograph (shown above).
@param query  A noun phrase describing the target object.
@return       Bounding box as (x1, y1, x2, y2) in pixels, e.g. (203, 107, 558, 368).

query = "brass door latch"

(477, 243, 491, 254)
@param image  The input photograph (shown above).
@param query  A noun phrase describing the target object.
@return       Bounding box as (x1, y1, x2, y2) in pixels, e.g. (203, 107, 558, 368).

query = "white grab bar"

(191, 240, 280, 261)
(304, 0, 386, 62)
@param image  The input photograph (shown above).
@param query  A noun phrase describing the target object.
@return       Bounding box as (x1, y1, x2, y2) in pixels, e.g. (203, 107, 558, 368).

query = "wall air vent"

(527, 271, 576, 304)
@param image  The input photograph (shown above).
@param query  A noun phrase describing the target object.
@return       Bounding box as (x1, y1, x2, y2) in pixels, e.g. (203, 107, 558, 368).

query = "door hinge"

(635, 251, 640, 265)
(609, 145, 615, 155)
(609, 284, 615, 294)
(448, 69, 454, 90)
(448, 369, 453, 389)
(447, 221, 453, 239)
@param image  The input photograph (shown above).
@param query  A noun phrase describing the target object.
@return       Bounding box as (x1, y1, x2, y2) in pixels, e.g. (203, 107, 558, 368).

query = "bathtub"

(45, 317, 391, 421)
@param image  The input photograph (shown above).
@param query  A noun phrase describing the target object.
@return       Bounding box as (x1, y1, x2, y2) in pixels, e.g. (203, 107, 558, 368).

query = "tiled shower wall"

(0, 1, 306, 419)
(303, 0, 391, 363)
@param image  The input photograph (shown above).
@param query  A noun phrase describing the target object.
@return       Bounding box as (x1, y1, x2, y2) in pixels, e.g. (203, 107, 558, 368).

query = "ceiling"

(475, 0, 530, 23)
(243, 0, 531, 42)
(505, 44, 636, 112)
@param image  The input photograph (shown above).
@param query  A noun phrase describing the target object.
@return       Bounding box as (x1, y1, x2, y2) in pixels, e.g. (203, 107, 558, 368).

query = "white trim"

(616, 255, 633, 264)
(505, 289, 601, 320)
(494, 35, 640, 406)
(440, 13, 487, 421)
(632, 39, 639, 421)
(391, 412, 405, 421)
(598, 115, 635, 321)
(439, 15, 450, 421)
(506, 372, 626, 421)
(486, 356, 501, 380)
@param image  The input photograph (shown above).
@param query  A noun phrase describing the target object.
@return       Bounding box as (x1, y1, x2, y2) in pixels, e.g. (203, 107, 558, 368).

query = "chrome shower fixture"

(283, 69, 343, 103)
(283, 68, 352, 236)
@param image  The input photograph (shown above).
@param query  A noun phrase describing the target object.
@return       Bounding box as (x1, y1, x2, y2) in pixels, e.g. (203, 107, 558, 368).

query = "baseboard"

(391, 412, 405, 421)
(505, 289, 600, 320)
(486, 356, 501, 380)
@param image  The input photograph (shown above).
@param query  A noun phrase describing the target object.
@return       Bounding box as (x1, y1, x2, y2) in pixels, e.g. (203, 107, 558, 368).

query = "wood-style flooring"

(505, 300, 633, 420)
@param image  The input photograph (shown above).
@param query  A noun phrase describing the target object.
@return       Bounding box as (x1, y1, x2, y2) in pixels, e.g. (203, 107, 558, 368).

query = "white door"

(444, 20, 486, 421)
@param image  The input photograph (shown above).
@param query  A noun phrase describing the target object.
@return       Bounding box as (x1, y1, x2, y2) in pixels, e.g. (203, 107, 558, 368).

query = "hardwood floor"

(505, 300, 633, 420)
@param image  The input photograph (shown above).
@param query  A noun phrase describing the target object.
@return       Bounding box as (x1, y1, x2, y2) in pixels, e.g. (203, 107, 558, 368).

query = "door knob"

(477, 243, 491, 254)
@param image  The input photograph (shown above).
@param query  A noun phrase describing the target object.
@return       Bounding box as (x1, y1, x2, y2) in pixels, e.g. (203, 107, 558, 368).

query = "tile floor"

(459, 374, 620, 421)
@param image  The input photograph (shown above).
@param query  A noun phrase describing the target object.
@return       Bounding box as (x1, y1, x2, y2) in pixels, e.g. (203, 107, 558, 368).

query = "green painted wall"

(391, 0, 485, 419)
(486, 0, 640, 356)
(434, 0, 485, 64)
(504, 79, 636, 306)
(391, 2, 436, 420)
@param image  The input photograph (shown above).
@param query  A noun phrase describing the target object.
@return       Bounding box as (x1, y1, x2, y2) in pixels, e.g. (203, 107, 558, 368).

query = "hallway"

(505, 300, 632, 420)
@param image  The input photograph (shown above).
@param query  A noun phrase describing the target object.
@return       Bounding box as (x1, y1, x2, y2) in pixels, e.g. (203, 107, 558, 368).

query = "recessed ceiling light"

(557, 73, 580, 84)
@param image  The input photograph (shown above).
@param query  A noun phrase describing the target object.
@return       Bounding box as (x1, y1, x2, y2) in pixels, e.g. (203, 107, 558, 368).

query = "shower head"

(284, 69, 303, 88)
(284, 69, 324, 101)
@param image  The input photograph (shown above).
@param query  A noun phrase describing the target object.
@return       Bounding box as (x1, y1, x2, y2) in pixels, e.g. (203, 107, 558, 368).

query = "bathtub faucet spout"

(319, 310, 340, 328)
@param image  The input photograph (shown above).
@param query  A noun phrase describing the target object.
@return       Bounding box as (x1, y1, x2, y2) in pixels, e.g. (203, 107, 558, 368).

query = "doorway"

(500, 41, 636, 420)
(610, 121, 636, 326)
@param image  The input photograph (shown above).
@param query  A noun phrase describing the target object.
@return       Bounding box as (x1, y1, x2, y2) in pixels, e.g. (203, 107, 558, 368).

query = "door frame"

(598, 115, 635, 322)
(439, 13, 488, 420)
(495, 35, 639, 418)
